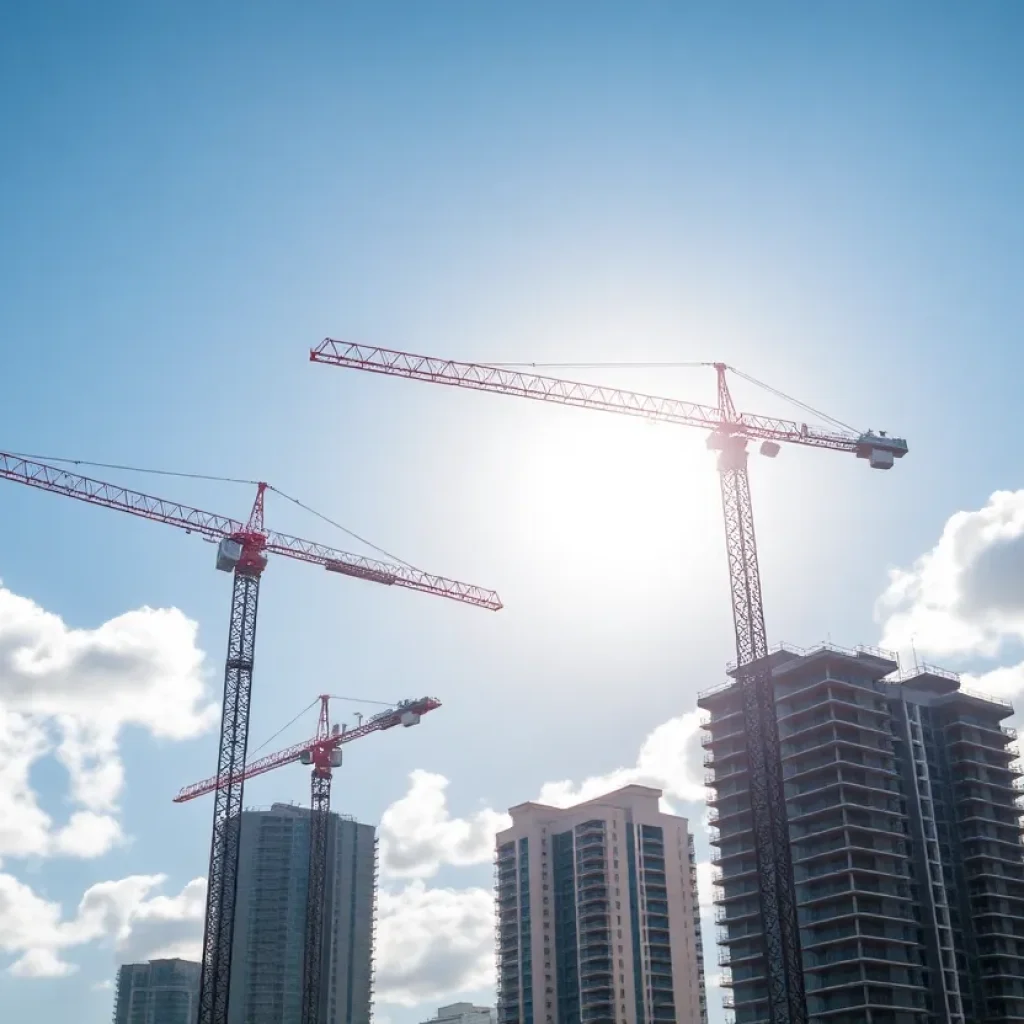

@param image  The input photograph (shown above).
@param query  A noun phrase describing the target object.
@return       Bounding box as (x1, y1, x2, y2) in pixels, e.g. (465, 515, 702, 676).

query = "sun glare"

(504, 412, 723, 599)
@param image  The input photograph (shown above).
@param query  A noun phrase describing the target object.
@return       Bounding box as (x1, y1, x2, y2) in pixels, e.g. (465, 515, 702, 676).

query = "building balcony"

(805, 983, 930, 1016)
(784, 752, 898, 785)
(712, 841, 758, 864)
(697, 679, 739, 706)
(716, 903, 761, 925)
(713, 816, 755, 841)
(799, 879, 912, 908)
(715, 882, 762, 905)
(707, 804, 751, 828)
(718, 921, 764, 946)
(779, 689, 889, 723)
(707, 758, 750, 783)
(798, 897, 916, 927)
(707, 786, 750, 810)
(781, 713, 892, 746)
(802, 921, 918, 950)
(702, 706, 744, 728)
(783, 730, 895, 764)
(969, 863, 1024, 885)
(706, 744, 748, 769)
(716, 860, 758, 884)
(702, 721, 747, 746)
(959, 812, 1024, 834)
(791, 817, 906, 848)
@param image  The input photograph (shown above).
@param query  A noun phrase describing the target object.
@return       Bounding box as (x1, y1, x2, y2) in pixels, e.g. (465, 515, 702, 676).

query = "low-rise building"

(420, 1002, 496, 1024)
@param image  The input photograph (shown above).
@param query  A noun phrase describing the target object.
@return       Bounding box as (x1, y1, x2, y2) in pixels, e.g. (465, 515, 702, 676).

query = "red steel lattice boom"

(0, 449, 497, 1024)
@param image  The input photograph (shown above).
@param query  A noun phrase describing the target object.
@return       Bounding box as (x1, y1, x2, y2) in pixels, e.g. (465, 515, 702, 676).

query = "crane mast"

(310, 340, 909, 1024)
(301, 697, 333, 1024)
(175, 693, 441, 1024)
(0, 451, 494, 1024)
(202, 485, 267, 1024)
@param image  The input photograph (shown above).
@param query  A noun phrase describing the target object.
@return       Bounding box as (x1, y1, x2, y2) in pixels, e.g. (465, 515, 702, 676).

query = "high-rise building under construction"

(227, 803, 376, 1024)
(113, 958, 201, 1024)
(701, 643, 1024, 1024)
(495, 784, 707, 1024)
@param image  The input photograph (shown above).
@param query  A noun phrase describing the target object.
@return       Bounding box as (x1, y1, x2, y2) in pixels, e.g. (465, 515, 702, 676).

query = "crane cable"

(247, 693, 399, 758)
(6, 451, 415, 567)
(485, 360, 859, 434)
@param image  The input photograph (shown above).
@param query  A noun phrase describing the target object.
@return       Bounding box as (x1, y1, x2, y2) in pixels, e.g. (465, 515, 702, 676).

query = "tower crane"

(175, 693, 440, 1024)
(309, 340, 909, 1024)
(0, 452, 499, 1024)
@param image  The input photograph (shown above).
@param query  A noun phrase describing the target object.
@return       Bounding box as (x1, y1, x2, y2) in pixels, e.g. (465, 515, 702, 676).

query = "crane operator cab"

(855, 431, 909, 471)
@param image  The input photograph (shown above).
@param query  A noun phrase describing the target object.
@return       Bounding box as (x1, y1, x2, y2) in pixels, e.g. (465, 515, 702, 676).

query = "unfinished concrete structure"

(701, 643, 1024, 1024)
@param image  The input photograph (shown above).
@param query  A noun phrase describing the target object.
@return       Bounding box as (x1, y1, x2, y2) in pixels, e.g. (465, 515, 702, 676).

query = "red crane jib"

(0, 452, 501, 610)
(309, 339, 893, 453)
(173, 696, 441, 803)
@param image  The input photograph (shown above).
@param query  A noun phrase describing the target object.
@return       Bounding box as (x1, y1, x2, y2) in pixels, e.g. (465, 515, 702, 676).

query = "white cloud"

(380, 711, 705, 880)
(0, 580, 215, 860)
(114, 877, 206, 964)
(876, 490, 1024, 660)
(0, 707, 53, 859)
(0, 871, 205, 978)
(380, 771, 510, 880)
(375, 881, 493, 1007)
(10, 947, 75, 979)
(962, 661, 1024, 699)
(51, 812, 124, 859)
(538, 711, 705, 810)
(696, 860, 716, 910)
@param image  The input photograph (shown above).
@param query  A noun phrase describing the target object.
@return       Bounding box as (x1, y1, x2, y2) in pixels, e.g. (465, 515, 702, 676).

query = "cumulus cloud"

(876, 490, 1024, 661)
(962, 662, 1024, 699)
(51, 812, 124, 860)
(379, 711, 705, 880)
(0, 580, 215, 860)
(538, 711, 705, 810)
(380, 771, 510, 880)
(375, 881, 493, 1006)
(0, 871, 205, 978)
(114, 877, 206, 963)
(696, 860, 716, 910)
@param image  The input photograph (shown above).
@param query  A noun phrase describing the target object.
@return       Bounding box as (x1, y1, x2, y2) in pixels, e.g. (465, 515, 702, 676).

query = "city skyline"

(2, 4, 1024, 1024)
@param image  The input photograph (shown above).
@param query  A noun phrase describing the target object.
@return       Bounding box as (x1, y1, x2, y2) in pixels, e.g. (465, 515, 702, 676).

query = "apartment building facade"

(113, 958, 200, 1024)
(227, 803, 377, 1024)
(495, 784, 707, 1024)
(700, 643, 1024, 1024)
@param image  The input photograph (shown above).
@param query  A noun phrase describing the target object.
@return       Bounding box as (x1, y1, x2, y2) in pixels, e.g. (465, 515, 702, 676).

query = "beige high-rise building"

(495, 784, 707, 1024)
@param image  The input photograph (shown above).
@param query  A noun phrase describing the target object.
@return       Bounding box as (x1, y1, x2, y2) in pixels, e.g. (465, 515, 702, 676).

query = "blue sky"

(1, 3, 1024, 1023)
